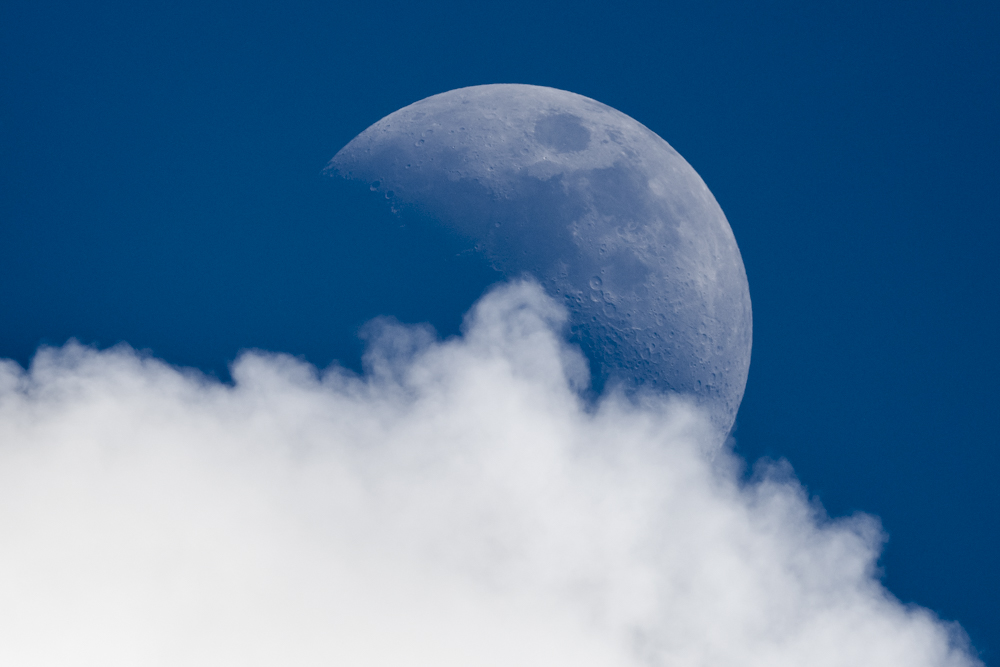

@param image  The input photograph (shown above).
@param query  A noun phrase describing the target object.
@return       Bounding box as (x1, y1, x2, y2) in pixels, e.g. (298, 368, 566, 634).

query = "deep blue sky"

(2, 0, 997, 658)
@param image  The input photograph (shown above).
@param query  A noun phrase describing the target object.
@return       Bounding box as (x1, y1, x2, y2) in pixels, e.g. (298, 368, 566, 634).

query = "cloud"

(0, 281, 980, 666)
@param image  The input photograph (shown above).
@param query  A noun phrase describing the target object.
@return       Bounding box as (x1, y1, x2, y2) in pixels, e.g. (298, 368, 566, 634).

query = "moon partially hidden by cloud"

(0, 85, 980, 666)
(328, 84, 752, 434)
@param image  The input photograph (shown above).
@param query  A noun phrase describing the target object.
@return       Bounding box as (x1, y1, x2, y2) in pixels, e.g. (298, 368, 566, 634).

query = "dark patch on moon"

(534, 113, 591, 153)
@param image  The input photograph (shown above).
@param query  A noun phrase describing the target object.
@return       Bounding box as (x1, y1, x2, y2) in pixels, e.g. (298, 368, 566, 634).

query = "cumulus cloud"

(0, 281, 980, 666)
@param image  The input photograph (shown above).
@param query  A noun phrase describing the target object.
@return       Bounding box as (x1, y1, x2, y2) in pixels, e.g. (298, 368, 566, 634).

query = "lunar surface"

(328, 84, 751, 433)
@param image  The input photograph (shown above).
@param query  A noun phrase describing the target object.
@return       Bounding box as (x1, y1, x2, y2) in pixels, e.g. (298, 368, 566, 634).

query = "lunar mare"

(328, 84, 751, 433)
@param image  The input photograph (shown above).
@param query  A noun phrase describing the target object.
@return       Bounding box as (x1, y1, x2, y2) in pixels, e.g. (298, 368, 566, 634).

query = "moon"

(328, 84, 751, 433)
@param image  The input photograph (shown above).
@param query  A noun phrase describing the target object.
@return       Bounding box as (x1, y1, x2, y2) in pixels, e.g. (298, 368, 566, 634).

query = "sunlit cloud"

(0, 282, 979, 666)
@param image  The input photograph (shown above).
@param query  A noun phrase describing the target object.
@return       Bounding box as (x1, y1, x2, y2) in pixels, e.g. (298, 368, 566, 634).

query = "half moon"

(328, 84, 752, 433)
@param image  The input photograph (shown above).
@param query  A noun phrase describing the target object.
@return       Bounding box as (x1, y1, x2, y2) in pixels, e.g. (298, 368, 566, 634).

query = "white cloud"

(0, 282, 980, 666)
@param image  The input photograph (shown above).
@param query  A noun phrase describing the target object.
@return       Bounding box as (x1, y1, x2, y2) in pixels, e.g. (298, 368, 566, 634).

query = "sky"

(0, 0, 997, 662)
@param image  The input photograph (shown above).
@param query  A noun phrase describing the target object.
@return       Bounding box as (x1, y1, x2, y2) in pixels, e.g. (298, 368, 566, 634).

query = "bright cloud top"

(0, 282, 979, 666)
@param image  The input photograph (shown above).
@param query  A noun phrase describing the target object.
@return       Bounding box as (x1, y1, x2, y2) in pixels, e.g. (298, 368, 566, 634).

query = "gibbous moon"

(328, 84, 751, 433)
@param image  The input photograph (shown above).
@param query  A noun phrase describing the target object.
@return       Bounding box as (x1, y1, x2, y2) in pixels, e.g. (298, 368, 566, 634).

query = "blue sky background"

(2, 0, 997, 657)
